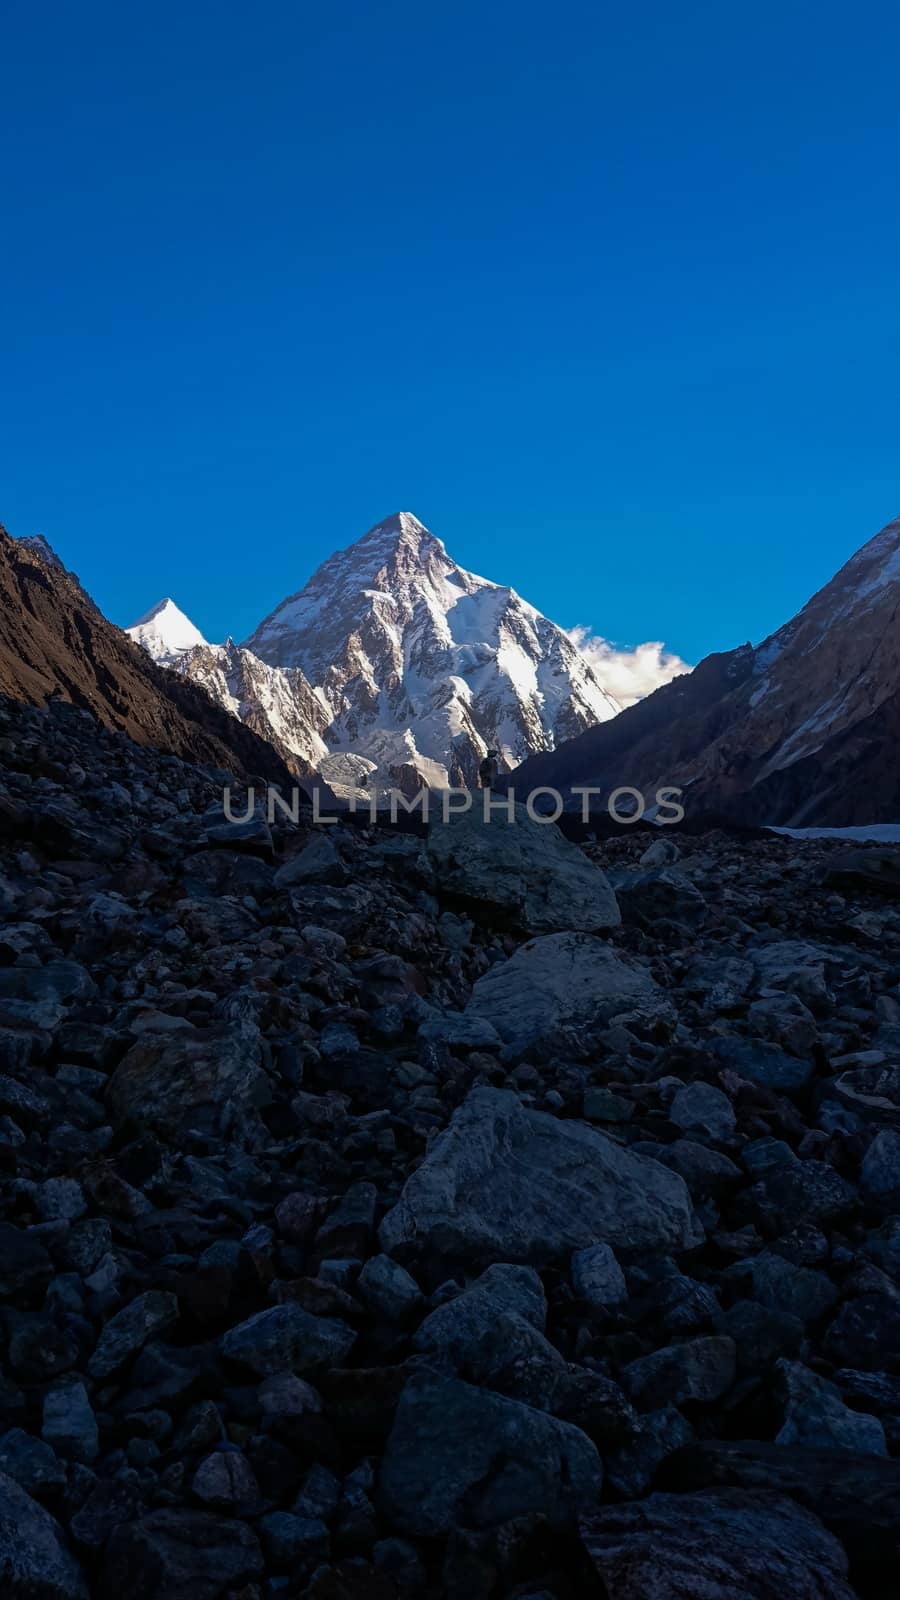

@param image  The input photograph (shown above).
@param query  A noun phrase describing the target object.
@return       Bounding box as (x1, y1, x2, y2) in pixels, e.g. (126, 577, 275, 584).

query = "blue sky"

(2, 0, 899, 664)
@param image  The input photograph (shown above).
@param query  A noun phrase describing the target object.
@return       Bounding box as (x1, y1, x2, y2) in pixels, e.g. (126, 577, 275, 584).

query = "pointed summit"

(126, 597, 208, 665)
(242, 509, 627, 787)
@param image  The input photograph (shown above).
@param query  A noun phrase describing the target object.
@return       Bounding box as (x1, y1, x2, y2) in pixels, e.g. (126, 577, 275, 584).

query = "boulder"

(0, 1470, 88, 1598)
(221, 1304, 356, 1375)
(622, 1336, 736, 1409)
(380, 1087, 697, 1266)
(466, 933, 668, 1059)
(100, 1508, 263, 1600)
(426, 803, 620, 933)
(580, 1488, 856, 1600)
(378, 1371, 602, 1535)
(106, 1021, 269, 1142)
(775, 1359, 887, 1456)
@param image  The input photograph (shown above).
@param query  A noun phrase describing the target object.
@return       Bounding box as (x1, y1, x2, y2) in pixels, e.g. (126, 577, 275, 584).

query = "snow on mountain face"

(126, 599, 208, 665)
(243, 511, 627, 788)
(170, 639, 330, 773)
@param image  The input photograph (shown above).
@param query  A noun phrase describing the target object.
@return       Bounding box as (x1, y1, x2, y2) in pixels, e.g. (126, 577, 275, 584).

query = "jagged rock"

(356, 1255, 424, 1323)
(0, 1470, 88, 1598)
(775, 1359, 887, 1455)
(221, 1304, 357, 1374)
(275, 833, 347, 888)
(380, 1087, 697, 1265)
(622, 1336, 736, 1409)
(426, 803, 621, 934)
(571, 1243, 628, 1307)
(413, 1265, 547, 1365)
(466, 935, 669, 1058)
(580, 1489, 857, 1600)
(100, 1508, 263, 1599)
(378, 1371, 602, 1534)
(0, 1429, 66, 1495)
(659, 1439, 900, 1586)
(614, 867, 707, 927)
(88, 1291, 180, 1380)
(106, 1021, 269, 1141)
(42, 1381, 98, 1463)
(712, 1036, 814, 1091)
(669, 1081, 736, 1139)
(861, 1128, 900, 1196)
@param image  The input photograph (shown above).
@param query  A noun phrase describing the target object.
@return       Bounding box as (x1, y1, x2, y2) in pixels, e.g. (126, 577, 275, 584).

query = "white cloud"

(568, 626, 691, 711)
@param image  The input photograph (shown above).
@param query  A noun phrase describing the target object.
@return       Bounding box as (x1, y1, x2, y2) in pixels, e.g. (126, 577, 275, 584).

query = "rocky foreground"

(2, 696, 900, 1598)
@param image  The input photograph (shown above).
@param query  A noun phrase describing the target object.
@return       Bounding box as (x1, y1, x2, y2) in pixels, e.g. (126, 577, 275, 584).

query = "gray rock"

(743, 1251, 838, 1323)
(716, 1300, 804, 1372)
(713, 1036, 814, 1092)
(378, 1371, 602, 1534)
(357, 1254, 424, 1323)
(418, 1013, 503, 1051)
(749, 940, 835, 1010)
(614, 868, 707, 927)
(220, 1304, 356, 1374)
(35, 1178, 86, 1223)
(861, 1129, 900, 1197)
(749, 991, 818, 1055)
(580, 1488, 856, 1600)
(100, 1508, 263, 1600)
(89, 1290, 179, 1380)
(413, 1264, 547, 1365)
(775, 1360, 888, 1456)
(638, 1139, 741, 1198)
(467, 934, 667, 1059)
(0, 1429, 66, 1495)
(0, 1223, 52, 1299)
(426, 802, 621, 934)
(274, 833, 346, 888)
(191, 1449, 263, 1514)
(258, 1511, 330, 1568)
(623, 1336, 736, 1409)
(640, 837, 680, 867)
(0, 1469, 88, 1598)
(571, 1243, 627, 1307)
(605, 1406, 694, 1499)
(42, 1381, 98, 1463)
(380, 1087, 697, 1265)
(669, 1081, 736, 1140)
(106, 1021, 270, 1142)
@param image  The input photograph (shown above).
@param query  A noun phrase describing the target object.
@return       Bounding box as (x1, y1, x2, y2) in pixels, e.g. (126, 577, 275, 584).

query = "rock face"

(580, 1489, 857, 1600)
(426, 802, 621, 932)
(513, 510, 900, 827)
(0, 525, 291, 784)
(165, 638, 330, 776)
(466, 933, 666, 1057)
(379, 1087, 696, 1264)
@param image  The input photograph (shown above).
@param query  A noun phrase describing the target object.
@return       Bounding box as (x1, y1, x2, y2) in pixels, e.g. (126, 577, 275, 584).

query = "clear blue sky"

(2, 0, 899, 662)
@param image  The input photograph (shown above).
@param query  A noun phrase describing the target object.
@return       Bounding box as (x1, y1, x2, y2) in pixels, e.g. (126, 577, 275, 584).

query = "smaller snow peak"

(130, 597, 178, 626)
(126, 597, 209, 664)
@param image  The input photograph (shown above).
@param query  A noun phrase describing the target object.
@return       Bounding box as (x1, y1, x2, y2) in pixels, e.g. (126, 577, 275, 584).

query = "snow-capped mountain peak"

(127, 598, 208, 665)
(242, 511, 629, 788)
